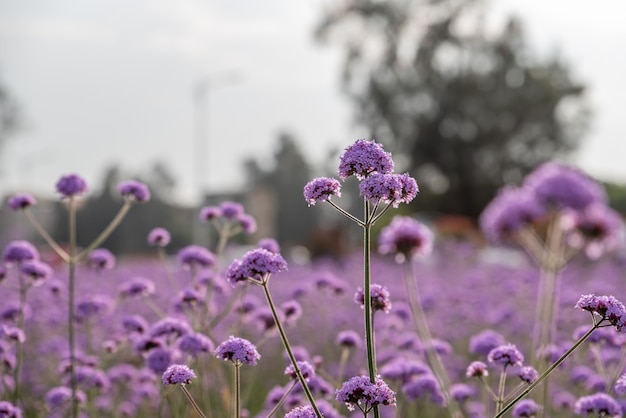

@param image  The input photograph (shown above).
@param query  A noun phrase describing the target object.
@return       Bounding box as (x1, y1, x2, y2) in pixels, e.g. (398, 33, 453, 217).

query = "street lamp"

(192, 70, 242, 245)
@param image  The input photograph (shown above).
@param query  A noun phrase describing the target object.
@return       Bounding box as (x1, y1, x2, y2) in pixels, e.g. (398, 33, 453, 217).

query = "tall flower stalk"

(8, 176, 150, 418)
(304, 139, 418, 417)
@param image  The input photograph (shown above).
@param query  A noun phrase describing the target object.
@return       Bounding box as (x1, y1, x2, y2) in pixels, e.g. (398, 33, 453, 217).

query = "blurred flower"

(336, 330, 362, 349)
(118, 180, 151, 203)
(7, 194, 36, 211)
(3, 240, 39, 265)
(146, 348, 177, 375)
(574, 393, 621, 417)
(258, 238, 281, 254)
(380, 357, 430, 383)
(336, 375, 396, 412)
(487, 344, 524, 368)
(378, 216, 433, 261)
(524, 162, 606, 210)
(88, 248, 116, 271)
(74, 295, 113, 323)
(236, 213, 257, 234)
(338, 139, 394, 180)
(147, 227, 170, 247)
(402, 373, 445, 405)
(219, 201, 244, 219)
(512, 399, 541, 418)
(479, 186, 545, 241)
(161, 364, 196, 385)
(177, 245, 216, 270)
(284, 406, 317, 418)
(199, 205, 221, 221)
(560, 203, 623, 259)
(45, 386, 86, 409)
(303, 177, 341, 206)
(56, 174, 88, 198)
(150, 317, 192, 339)
(119, 277, 156, 299)
(466, 361, 489, 378)
(20, 260, 52, 285)
(354, 284, 392, 313)
(614, 373, 626, 394)
(284, 360, 315, 382)
(517, 366, 539, 384)
(226, 248, 288, 285)
(468, 329, 506, 356)
(450, 383, 474, 403)
(121, 314, 149, 334)
(214, 336, 260, 366)
(178, 333, 214, 356)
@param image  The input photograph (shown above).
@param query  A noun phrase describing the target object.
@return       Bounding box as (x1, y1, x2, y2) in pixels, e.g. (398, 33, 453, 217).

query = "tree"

(244, 132, 320, 248)
(0, 75, 20, 149)
(316, 0, 589, 217)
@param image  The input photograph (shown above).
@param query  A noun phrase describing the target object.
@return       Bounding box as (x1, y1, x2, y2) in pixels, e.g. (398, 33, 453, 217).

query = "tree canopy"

(316, 0, 589, 217)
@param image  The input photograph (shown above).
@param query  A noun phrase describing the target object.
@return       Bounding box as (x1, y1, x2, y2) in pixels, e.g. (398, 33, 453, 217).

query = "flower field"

(1, 140, 626, 418)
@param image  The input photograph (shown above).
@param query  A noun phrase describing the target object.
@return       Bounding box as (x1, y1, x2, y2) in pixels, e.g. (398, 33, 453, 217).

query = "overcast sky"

(1, 0, 625, 205)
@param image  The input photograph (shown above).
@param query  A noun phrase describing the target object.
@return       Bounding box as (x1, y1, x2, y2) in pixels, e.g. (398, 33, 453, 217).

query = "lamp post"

(192, 70, 241, 245)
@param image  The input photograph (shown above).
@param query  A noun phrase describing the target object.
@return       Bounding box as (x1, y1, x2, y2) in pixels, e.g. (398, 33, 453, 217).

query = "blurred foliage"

(244, 132, 321, 249)
(604, 181, 626, 214)
(316, 0, 590, 217)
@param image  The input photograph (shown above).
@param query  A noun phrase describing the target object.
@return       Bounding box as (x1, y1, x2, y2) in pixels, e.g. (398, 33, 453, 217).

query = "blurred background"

(1, 0, 625, 256)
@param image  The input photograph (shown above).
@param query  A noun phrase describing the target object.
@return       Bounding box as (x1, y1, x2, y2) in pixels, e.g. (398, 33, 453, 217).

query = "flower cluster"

(162, 364, 196, 385)
(354, 284, 392, 313)
(575, 294, 626, 331)
(226, 248, 288, 285)
(378, 215, 433, 261)
(199, 200, 257, 234)
(336, 375, 396, 412)
(214, 336, 261, 366)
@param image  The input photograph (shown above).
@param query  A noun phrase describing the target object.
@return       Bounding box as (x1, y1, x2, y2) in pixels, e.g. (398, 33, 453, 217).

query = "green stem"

(68, 197, 78, 418)
(495, 367, 507, 414)
(234, 363, 241, 418)
(24, 209, 70, 262)
(260, 281, 322, 418)
(12, 270, 27, 403)
(362, 201, 380, 418)
(75, 200, 133, 263)
(180, 385, 208, 418)
(403, 263, 461, 418)
(265, 380, 298, 418)
(494, 321, 601, 418)
(157, 247, 178, 292)
(327, 200, 365, 227)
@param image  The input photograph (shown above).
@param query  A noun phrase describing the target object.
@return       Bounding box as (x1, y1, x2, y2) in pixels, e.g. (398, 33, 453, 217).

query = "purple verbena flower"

(517, 366, 539, 384)
(303, 177, 342, 206)
(466, 361, 489, 378)
(150, 317, 192, 339)
(214, 336, 260, 366)
(560, 203, 624, 259)
(402, 373, 445, 405)
(336, 330, 362, 348)
(147, 227, 171, 247)
(284, 360, 315, 382)
(178, 333, 214, 356)
(378, 215, 433, 261)
(282, 300, 302, 324)
(487, 344, 524, 368)
(237, 213, 257, 234)
(380, 357, 430, 383)
(161, 364, 196, 385)
(575, 294, 626, 331)
(479, 186, 545, 242)
(336, 375, 396, 412)
(338, 139, 394, 180)
(258, 237, 281, 254)
(226, 248, 288, 285)
(74, 295, 113, 323)
(146, 348, 176, 375)
(469, 329, 506, 356)
(121, 314, 149, 334)
(119, 277, 156, 299)
(56, 174, 88, 198)
(177, 245, 216, 270)
(199, 205, 221, 221)
(20, 260, 52, 285)
(450, 383, 475, 403)
(574, 393, 621, 417)
(524, 162, 606, 210)
(354, 284, 392, 313)
(219, 201, 244, 219)
(7, 194, 36, 211)
(45, 386, 86, 409)
(3, 240, 39, 265)
(88, 248, 116, 271)
(512, 399, 541, 418)
(359, 173, 417, 208)
(118, 180, 151, 203)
